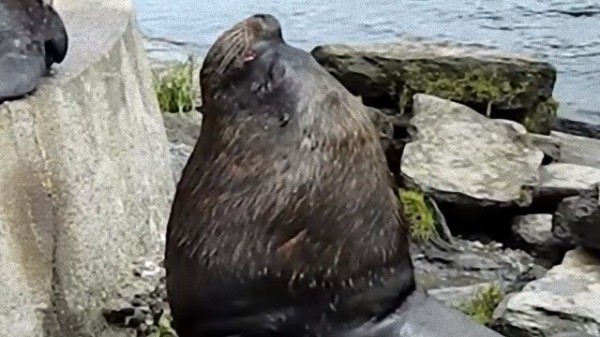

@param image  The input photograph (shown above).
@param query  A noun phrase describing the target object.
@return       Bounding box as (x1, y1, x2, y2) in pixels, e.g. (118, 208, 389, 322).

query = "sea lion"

(0, 0, 68, 102)
(165, 13, 504, 337)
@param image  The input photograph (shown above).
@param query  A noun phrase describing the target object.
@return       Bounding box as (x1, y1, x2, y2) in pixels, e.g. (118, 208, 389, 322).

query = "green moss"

(399, 188, 436, 243)
(148, 312, 178, 337)
(153, 56, 196, 113)
(397, 59, 539, 112)
(398, 60, 557, 133)
(459, 284, 504, 325)
(522, 98, 559, 134)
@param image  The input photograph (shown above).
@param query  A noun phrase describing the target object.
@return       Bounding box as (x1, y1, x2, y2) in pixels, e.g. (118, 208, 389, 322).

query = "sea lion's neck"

(321, 258, 417, 328)
(191, 109, 418, 330)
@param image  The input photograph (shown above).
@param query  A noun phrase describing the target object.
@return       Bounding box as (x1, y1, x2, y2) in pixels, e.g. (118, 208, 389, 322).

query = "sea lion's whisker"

(216, 39, 247, 75)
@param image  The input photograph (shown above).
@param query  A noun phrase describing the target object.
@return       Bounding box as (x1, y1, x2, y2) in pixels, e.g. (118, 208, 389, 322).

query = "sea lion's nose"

(252, 13, 279, 23)
(252, 14, 268, 20)
(250, 13, 282, 36)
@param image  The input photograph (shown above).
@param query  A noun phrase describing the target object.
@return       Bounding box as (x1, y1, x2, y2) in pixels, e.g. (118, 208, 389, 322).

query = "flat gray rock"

(540, 163, 600, 193)
(550, 332, 598, 337)
(530, 133, 562, 163)
(161, 111, 202, 183)
(162, 111, 202, 147)
(401, 94, 544, 207)
(552, 131, 600, 169)
(552, 184, 600, 251)
(535, 163, 600, 211)
(412, 238, 543, 294)
(428, 282, 497, 309)
(492, 247, 600, 336)
(512, 214, 567, 265)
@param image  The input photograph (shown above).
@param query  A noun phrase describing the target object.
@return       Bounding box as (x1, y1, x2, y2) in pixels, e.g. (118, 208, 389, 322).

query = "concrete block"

(0, 0, 175, 336)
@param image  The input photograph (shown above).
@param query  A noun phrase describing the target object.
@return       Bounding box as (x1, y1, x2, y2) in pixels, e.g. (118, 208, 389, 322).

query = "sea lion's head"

(200, 14, 284, 102)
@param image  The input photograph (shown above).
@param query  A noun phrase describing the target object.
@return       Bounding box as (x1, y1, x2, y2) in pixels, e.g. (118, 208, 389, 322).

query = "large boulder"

(400, 94, 544, 208)
(311, 40, 558, 134)
(0, 0, 175, 336)
(552, 184, 600, 252)
(492, 247, 600, 337)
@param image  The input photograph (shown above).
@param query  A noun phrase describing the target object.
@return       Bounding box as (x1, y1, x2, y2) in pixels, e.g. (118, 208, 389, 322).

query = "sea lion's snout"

(251, 13, 270, 20)
(250, 13, 282, 31)
(245, 13, 283, 44)
(201, 13, 285, 96)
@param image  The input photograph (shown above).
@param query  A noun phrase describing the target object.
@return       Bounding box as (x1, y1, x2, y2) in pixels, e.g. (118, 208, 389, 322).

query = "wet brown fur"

(165, 14, 415, 337)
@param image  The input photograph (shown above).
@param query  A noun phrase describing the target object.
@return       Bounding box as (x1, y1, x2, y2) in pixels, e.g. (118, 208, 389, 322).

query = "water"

(132, 0, 600, 124)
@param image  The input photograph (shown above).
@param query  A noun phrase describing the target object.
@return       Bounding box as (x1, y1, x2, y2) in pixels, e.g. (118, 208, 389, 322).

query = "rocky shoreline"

(105, 39, 600, 337)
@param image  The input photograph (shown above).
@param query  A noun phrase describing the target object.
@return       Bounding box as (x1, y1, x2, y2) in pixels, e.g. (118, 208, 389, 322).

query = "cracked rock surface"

(401, 94, 544, 208)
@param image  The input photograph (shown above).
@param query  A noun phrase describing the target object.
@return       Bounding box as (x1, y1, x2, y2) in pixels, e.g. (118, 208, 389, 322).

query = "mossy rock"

(399, 188, 436, 243)
(523, 98, 559, 134)
(311, 40, 558, 134)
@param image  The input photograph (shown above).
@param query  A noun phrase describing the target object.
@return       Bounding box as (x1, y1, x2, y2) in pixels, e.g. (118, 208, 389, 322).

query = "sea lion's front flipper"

(43, 5, 68, 68)
(392, 291, 505, 337)
(0, 51, 46, 101)
(336, 290, 505, 337)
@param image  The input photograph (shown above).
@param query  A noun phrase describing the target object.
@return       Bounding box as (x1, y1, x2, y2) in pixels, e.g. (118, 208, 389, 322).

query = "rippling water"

(133, 0, 600, 124)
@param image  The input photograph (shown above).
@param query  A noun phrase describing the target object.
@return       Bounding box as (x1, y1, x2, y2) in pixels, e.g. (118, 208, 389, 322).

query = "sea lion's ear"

(267, 52, 286, 87)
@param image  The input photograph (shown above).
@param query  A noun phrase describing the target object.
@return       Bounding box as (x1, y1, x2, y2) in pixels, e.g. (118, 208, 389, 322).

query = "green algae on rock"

(523, 98, 559, 134)
(311, 40, 558, 134)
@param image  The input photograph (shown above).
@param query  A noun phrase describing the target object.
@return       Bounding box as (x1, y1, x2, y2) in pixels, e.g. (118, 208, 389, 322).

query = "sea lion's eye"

(268, 54, 286, 83)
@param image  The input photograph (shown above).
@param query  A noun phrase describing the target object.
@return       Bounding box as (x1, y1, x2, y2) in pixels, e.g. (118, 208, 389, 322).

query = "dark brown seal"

(165, 13, 414, 337)
(165, 13, 504, 337)
(0, 0, 68, 101)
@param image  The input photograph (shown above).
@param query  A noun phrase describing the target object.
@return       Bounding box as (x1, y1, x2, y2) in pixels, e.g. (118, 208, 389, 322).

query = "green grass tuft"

(153, 56, 196, 113)
(399, 188, 436, 243)
(460, 284, 504, 325)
